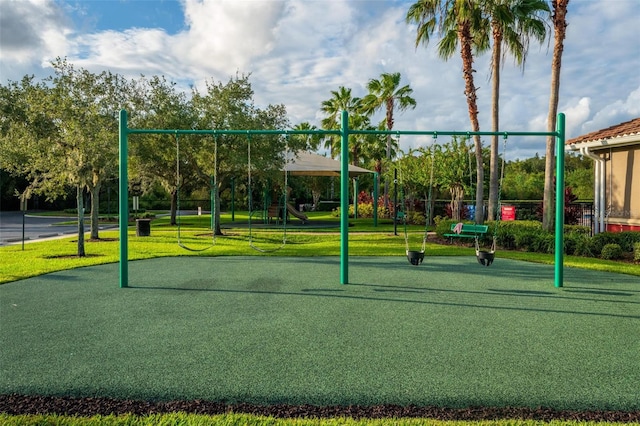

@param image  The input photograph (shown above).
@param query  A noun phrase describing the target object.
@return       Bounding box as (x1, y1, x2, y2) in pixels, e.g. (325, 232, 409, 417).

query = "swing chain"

(421, 140, 436, 253)
(490, 133, 508, 252)
(211, 134, 218, 243)
(175, 132, 217, 252)
(176, 132, 181, 233)
(248, 132, 288, 253)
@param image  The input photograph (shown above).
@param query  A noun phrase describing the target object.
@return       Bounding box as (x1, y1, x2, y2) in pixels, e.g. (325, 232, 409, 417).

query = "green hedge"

(590, 231, 640, 252)
(601, 243, 623, 260)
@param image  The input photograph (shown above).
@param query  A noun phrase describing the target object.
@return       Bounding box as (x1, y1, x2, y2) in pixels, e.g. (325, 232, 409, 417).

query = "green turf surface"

(1, 256, 639, 410)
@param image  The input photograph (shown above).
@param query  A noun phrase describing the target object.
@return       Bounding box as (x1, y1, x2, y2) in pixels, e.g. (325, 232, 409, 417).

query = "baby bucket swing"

(403, 135, 436, 265)
(175, 132, 217, 252)
(398, 188, 424, 265)
(474, 134, 507, 266)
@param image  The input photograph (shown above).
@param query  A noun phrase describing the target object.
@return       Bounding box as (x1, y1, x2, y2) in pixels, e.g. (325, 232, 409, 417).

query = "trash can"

(136, 218, 151, 237)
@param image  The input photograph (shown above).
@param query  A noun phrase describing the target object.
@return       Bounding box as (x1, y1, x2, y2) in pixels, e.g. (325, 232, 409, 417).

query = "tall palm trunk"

(543, 0, 569, 232)
(383, 99, 395, 210)
(451, 185, 465, 221)
(385, 98, 395, 159)
(459, 22, 484, 224)
(351, 144, 359, 166)
(489, 22, 502, 221)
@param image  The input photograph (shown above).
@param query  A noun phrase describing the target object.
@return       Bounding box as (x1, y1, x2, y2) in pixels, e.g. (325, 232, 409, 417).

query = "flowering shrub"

(331, 192, 391, 218)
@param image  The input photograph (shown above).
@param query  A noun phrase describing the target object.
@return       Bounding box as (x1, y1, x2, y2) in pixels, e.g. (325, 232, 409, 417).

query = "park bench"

(443, 223, 488, 239)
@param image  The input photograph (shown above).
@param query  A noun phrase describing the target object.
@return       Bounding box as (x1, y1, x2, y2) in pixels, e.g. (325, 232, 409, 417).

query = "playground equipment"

(118, 110, 566, 288)
(287, 203, 308, 221)
(474, 133, 508, 266)
(401, 135, 436, 266)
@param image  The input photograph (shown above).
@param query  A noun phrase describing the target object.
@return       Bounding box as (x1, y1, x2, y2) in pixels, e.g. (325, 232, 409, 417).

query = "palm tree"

(291, 122, 321, 151)
(320, 86, 365, 200)
(320, 86, 362, 159)
(543, 0, 569, 232)
(361, 121, 396, 177)
(485, 0, 549, 220)
(361, 72, 416, 207)
(346, 113, 372, 166)
(407, 0, 486, 223)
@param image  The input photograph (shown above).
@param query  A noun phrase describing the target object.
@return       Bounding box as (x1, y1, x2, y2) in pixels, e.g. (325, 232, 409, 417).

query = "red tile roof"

(566, 117, 640, 145)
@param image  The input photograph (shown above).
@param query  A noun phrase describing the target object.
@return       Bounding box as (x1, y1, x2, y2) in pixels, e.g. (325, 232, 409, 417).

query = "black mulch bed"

(2, 395, 640, 422)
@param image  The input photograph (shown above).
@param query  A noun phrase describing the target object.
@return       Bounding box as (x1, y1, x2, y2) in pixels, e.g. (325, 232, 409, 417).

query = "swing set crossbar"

(126, 129, 341, 136)
(349, 130, 557, 138)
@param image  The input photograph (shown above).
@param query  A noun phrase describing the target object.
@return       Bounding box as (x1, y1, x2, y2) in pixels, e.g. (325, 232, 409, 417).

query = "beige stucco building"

(566, 117, 640, 233)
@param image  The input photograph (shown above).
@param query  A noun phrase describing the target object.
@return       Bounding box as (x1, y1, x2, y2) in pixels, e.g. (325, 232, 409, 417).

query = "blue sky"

(64, 0, 185, 34)
(1, 0, 639, 160)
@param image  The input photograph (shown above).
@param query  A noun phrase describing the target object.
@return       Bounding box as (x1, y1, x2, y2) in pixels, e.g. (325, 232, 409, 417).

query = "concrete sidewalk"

(0, 211, 116, 246)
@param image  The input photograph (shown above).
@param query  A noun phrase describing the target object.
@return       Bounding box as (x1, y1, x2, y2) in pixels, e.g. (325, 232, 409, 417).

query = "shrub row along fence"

(434, 218, 640, 261)
(429, 200, 594, 230)
(95, 190, 595, 233)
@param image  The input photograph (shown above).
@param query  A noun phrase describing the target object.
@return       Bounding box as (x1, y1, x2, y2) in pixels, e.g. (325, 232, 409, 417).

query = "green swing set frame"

(118, 110, 567, 288)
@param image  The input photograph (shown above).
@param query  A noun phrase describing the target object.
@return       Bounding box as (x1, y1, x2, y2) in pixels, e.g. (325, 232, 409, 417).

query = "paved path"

(0, 210, 201, 246)
(0, 211, 114, 246)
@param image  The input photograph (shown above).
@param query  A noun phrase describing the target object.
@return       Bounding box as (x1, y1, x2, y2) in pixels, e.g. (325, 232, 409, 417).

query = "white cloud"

(70, 29, 173, 73)
(581, 85, 640, 133)
(175, 0, 286, 77)
(0, 0, 72, 79)
(563, 97, 591, 138)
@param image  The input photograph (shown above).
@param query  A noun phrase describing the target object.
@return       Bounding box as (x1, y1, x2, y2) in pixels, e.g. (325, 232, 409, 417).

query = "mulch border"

(2, 395, 639, 422)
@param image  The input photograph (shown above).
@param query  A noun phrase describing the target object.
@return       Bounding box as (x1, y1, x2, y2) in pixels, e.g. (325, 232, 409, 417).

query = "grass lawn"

(2, 211, 639, 284)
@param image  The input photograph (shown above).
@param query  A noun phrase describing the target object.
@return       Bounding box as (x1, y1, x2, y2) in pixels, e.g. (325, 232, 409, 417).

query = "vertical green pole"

(119, 110, 129, 288)
(373, 172, 378, 227)
(210, 176, 217, 233)
(340, 110, 349, 284)
(554, 113, 566, 288)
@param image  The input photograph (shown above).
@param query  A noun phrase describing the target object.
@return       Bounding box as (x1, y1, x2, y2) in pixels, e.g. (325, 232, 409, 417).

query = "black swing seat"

(407, 250, 425, 265)
(476, 250, 495, 267)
